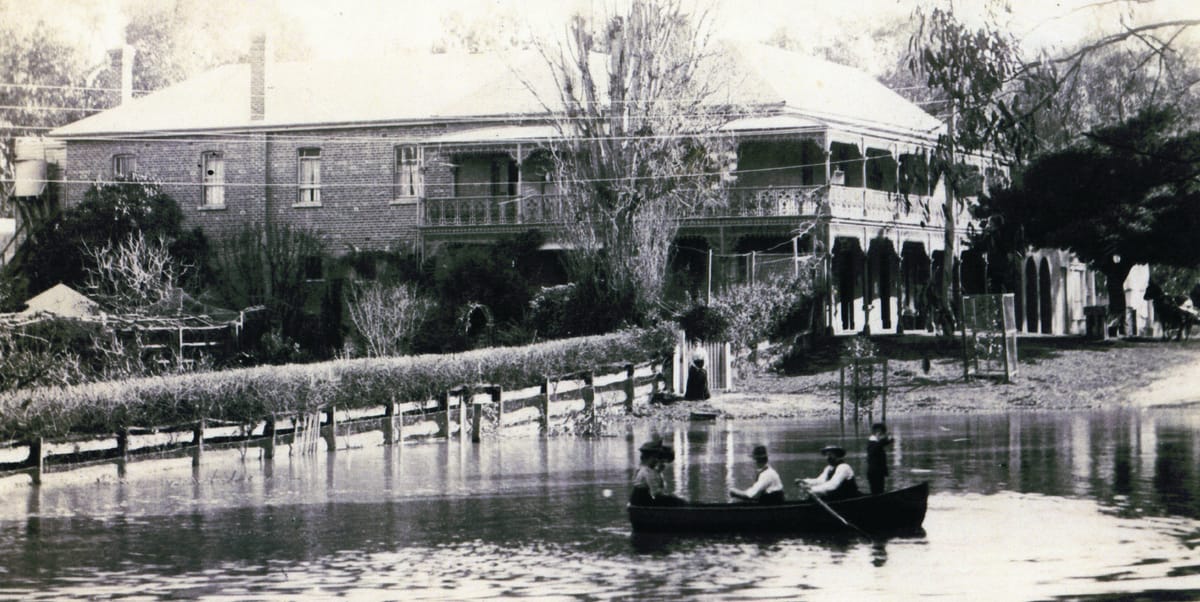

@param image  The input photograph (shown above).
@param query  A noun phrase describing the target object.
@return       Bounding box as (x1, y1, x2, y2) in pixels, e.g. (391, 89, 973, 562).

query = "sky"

(5, 0, 1199, 77)
(273, 0, 1200, 72)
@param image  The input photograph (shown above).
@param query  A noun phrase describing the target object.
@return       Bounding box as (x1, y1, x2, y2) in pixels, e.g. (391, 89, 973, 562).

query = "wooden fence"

(0, 360, 664, 483)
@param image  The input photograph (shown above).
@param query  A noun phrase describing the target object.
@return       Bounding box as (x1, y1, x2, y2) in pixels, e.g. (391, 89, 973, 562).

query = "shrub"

(0, 325, 675, 441)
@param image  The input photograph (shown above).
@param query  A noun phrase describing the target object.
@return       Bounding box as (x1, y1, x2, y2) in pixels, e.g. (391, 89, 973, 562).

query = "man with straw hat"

(729, 444, 785, 504)
(796, 444, 861, 501)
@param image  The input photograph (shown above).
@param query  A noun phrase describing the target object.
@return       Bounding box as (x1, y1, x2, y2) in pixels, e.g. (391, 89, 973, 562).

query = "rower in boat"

(729, 445, 786, 504)
(796, 444, 860, 501)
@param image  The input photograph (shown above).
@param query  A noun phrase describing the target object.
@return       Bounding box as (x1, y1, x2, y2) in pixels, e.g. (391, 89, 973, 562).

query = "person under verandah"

(729, 445, 785, 504)
(796, 444, 861, 501)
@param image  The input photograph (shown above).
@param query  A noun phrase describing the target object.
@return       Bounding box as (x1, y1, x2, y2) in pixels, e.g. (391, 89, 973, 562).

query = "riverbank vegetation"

(0, 326, 673, 441)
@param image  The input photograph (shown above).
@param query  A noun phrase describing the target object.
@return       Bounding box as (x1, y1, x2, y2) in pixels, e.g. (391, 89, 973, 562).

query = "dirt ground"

(641, 336, 1200, 422)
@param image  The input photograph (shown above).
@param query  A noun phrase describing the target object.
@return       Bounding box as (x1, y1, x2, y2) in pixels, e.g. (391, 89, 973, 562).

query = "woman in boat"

(630, 440, 664, 505)
(683, 343, 710, 401)
(729, 445, 785, 504)
(797, 444, 860, 500)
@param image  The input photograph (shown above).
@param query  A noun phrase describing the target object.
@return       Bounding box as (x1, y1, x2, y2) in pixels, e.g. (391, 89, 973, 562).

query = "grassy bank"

(656, 336, 1200, 420)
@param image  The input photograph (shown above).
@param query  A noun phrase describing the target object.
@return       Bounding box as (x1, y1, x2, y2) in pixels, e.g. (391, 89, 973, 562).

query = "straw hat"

(820, 444, 846, 458)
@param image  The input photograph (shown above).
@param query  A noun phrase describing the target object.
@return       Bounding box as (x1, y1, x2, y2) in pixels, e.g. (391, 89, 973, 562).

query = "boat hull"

(628, 482, 929, 533)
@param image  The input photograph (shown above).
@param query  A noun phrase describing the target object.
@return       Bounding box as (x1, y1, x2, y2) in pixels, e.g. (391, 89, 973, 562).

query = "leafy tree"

(976, 107, 1200, 323)
(208, 221, 325, 350)
(3, 175, 206, 308)
(537, 0, 736, 326)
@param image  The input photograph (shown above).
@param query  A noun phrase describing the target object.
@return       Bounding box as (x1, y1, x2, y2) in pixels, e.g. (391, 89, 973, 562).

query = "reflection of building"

(49, 37, 1099, 335)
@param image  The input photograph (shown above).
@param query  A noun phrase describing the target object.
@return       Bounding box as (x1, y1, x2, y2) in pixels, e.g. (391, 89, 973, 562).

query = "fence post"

(491, 386, 503, 428)
(539, 378, 551, 433)
(460, 386, 472, 442)
(383, 399, 396, 446)
(323, 407, 337, 451)
(582, 372, 596, 431)
(263, 415, 276, 459)
(651, 361, 661, 397)
(117, 428, 130, 460)
(192, 418, 205, 466)
(624, 363, 636, 414)
(439, 391, 452, 439)
(27, 437, 43, 485)
(723, 342, 733, 390)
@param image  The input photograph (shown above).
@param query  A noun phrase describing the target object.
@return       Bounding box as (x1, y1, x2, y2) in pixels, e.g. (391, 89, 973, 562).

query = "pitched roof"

(51, 43, 940, 139)
(20, 283, 100, 318)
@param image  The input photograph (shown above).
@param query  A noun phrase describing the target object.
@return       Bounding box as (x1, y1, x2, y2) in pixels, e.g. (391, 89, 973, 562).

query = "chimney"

(249, 33, 270, 121)
(108, 44, 136, 105)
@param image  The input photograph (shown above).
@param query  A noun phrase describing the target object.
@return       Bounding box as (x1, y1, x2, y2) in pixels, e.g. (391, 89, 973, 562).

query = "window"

(112, 154, 136, 178)
(297, 148, 321, 205)
(394, 146, 423, 202)
(201, 151, 225, 208)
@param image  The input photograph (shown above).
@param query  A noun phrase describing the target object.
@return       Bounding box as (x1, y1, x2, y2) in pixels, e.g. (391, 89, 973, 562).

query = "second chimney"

(108, 45, 135, 105)
(250, 34, 269, 121)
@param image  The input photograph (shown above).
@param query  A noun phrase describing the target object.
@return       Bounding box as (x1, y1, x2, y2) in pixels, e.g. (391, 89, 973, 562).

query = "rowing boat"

(628, 482, 929, 533)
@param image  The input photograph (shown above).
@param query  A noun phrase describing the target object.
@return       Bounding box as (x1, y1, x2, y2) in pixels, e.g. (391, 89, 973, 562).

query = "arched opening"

(961, 248, 987, 295)
(867, 237, 899, 330)
(1024, 256, 1039, 333)
(832, 237, 865, 331)
(900, 242, 931, 331)
(1039, 258, 1054, 334)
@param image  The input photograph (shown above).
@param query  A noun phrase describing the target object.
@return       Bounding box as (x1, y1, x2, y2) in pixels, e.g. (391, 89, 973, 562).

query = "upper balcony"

(418, 136, 984, 231)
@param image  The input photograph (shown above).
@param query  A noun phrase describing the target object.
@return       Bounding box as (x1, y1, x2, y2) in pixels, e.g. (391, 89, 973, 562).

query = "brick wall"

(61, 122, 549, 255)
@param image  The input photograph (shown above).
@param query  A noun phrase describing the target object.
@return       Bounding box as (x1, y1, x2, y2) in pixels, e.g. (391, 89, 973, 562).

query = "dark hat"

(820, 445, 846, 458)
(658, 445, 676, 463)
(871, 422, 887, 433)
(751, 445, 769, 460)
(640, 438, 664, 454)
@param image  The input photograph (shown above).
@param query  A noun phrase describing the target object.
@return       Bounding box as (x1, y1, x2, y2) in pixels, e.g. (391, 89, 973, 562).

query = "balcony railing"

(423, 194, 568, 227)
(421, 186, 967, 229)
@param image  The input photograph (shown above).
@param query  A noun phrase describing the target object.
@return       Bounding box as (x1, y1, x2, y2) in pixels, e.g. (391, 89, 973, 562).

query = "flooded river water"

(2, 407, 1199, 600)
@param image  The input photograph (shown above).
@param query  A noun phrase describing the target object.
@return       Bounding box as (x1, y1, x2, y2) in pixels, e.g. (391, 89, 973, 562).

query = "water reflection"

(0, 407, 1198, 600)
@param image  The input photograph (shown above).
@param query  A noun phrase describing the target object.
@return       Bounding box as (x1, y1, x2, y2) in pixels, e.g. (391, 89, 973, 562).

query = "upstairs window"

(112, 154, 136, 178)
(394, 146, 423, 202)
(297, 148, 321, 205)
(201, 151, 225, 208)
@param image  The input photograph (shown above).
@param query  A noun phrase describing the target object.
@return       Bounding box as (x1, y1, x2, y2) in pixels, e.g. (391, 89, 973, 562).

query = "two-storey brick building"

(50, 36, 1108, 336)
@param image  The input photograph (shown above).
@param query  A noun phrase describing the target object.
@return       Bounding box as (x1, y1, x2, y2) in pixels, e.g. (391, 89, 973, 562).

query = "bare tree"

(346, 282, 431, 357)
(83, 232, 183, 313)
(536, 0, 737, 321)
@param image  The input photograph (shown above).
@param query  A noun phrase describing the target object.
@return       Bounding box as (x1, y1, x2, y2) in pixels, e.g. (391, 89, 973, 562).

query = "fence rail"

(0, 360, 664, 482)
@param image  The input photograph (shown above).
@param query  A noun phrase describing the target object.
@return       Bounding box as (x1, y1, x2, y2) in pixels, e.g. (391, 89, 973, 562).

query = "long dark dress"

(684, 359, 710, 401)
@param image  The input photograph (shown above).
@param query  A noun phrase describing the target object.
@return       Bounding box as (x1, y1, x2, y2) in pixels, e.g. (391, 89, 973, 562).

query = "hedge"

(0, 326, 674, 441)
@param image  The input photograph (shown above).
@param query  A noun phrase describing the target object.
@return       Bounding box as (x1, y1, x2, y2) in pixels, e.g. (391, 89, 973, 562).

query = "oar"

(798, 482, 872, 539)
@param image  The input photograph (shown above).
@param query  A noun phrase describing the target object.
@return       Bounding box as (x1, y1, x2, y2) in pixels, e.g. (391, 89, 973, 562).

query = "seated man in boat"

(729, 445, 786, 504)
(796, 445, 861, 501)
